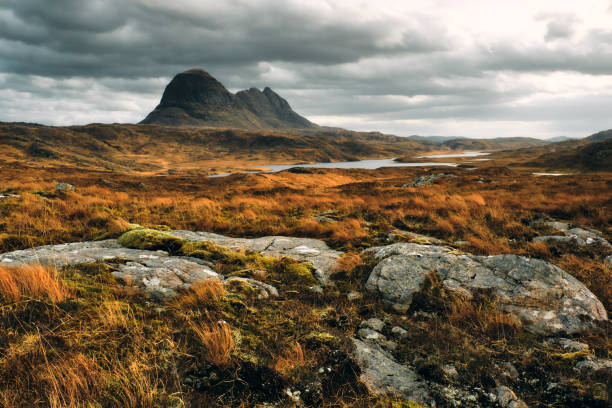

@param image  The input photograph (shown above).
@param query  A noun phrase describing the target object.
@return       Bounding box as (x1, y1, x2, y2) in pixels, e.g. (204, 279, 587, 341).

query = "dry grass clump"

(273, 342, 306, 376)
(191, 320, 234, 367)
(0, 264, 69, 303)
(177, 279, 226, 307)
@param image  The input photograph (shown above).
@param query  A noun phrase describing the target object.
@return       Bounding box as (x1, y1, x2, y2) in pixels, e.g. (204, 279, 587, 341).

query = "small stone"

(574, 356, 612, 372)
(360, 318, 385, 332)
(55, 182, 75, 192)
(544, 337, 589, 352)
(357, 328, 386, 341)
(308, 285, 324, 295)
(347, 291, 362, 301)
(501, 362, 519, 381)
(443, 364, 459, 380)
(495, 386, 527, 408)
(391, 326, 409, 340)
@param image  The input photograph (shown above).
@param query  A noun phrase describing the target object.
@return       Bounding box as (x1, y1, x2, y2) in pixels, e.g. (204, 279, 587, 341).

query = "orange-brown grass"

(0, 264, 69, 303)
(191, 321, 234, 367)
(41, 353, 102, 408)
(273, 341, 306, 376)
(449, 297, 523, 339)
(176, 279, 226, 308)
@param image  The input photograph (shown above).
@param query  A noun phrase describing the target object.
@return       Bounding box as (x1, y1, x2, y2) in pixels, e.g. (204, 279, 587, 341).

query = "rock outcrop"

(0, 230, 341, 296)
(364, 243, 607, 334)
(140, 69, 316, 129)
(0, 240, 220, 298)
(167, 230, 341, 284)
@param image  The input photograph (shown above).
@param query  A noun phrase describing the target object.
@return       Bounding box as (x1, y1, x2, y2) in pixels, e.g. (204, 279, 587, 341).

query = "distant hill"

(523, 129, 612, 171)
(546, 136, 574, 143)
(585, 129, 612, 142)
(0, 122, 435, 174)
(141, 69, 316, 130)
(407, 135, 461, 143)
(440, 137, 549, 151)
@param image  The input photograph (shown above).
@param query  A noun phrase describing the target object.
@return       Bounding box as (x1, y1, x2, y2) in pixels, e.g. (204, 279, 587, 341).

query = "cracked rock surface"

(352, 338, 432, 406)
(0, 230, 341, 296)
(167, 230, 342, 283)
(364, 243, 608, 334)
(0, 239, 220, 298)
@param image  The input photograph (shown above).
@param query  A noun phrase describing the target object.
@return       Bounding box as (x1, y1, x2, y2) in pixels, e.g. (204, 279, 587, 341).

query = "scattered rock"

(403, 173, 456, 187)
(391, 326, 408, 341)
(500, 362, 519, 381)
(351, 338, 432, 405)
(533, 227, 611, 248)
(224, 277, 279, 299)
(55, 182, 75, 192)
(443, 364, 459, 380)
(606, 255, 612, 267)
(360, 318, 385, 332)
(543, 221, 570, 232)
(495, 386, 528, 408)
(574, 356, 612, 373)
(357, 328, 386, 342)
(308, 285, 324, 295)
(544, 338, 590, 352)
(0, 193, 19, 199)
(347, 291, 362, 301)
(364, 243, 608, 334)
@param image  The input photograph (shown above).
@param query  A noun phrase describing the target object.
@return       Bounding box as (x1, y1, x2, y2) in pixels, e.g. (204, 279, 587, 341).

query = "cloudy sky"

(1, 0, 611, 138)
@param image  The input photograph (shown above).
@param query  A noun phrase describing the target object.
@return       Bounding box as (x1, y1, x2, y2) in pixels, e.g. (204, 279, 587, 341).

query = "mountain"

(515, 129, 612, 171)
(407, 135, 462, 143)
(440, 137, 549, 151)
(585, 129, 612, 142)
(140, 69, 316, 130)
(546, 136, 574, 143)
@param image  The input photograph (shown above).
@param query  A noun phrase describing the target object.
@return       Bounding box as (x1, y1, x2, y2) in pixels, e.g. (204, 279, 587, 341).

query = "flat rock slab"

(365, 243, 607, 335)
(352, 338, 432, 405)
(168, 230, 341, 283)
(0, 230, 341, 296)
(0, 240, 220, 298)
(533, 227, 611, 248)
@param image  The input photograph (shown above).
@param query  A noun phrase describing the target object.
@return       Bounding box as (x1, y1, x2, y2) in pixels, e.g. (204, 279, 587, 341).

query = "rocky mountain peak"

(140, 68, 316, 129)
(157, 69, 233, 108)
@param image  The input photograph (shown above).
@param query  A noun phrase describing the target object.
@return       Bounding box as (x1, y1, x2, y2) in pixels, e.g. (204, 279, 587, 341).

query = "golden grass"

(273, 341, 306, 376)
(0, 264, 69, 303)
(191, 320, 234, 367)
(176, 279, 226, 307)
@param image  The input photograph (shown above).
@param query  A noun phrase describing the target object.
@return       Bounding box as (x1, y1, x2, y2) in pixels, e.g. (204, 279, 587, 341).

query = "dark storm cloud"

(0, 0, 448, 78)
(0, 0, 610, 138)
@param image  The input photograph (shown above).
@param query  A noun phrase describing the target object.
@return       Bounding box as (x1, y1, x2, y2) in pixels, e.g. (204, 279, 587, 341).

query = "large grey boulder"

(168, 230, 341, 284)
(0, 240, 220, 298)
(365, 243, 607, 334)
(352, 338, 432, 406)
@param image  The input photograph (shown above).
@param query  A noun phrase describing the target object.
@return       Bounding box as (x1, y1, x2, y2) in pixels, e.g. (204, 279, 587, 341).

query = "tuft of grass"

(0, 264, 69, 303)
(176, 279, 226, 308)
(191, 321, 235, 367)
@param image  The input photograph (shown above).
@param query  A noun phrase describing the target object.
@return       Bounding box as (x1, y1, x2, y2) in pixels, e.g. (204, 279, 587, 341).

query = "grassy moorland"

(0, 157, 611, 407)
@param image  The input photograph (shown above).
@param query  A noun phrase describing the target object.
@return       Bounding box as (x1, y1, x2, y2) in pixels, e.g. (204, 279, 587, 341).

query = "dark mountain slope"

(141, 69, 316, 130)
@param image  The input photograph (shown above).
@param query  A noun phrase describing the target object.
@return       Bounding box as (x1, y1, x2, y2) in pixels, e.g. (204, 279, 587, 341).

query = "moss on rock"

(118, 228, 185, 253)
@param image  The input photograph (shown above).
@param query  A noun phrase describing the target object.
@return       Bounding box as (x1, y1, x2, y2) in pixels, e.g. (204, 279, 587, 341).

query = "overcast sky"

(1, 0, 611, 138)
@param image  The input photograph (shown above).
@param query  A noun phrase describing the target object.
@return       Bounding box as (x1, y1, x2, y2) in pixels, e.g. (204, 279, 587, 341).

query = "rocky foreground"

(1, 228, 610, 407)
